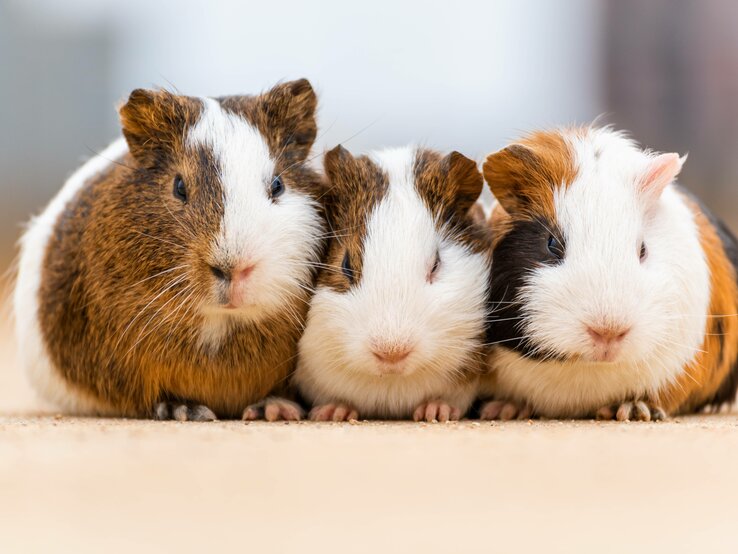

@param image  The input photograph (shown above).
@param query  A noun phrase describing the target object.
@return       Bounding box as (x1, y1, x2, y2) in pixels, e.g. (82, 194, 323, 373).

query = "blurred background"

(1, 0, 738, 269)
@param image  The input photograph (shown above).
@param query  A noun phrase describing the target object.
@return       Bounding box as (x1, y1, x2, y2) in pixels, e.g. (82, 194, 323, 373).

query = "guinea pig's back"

(675, 185, 738, 410)
(13, 138, 128, 414)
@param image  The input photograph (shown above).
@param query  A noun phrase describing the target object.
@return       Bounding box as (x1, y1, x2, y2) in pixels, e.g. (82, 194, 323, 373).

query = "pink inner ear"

(640, 153, 684, 199)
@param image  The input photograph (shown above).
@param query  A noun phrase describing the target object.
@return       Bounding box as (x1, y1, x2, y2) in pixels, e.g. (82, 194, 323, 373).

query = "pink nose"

(587, 325, 630, 347)
(232, 264, 255, 286)
(372, 345, 413, 364)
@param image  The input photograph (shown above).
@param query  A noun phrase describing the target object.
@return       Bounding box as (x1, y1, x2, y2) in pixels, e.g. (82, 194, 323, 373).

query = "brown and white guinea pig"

(292, 145, 493, 422)
(13, 79, 327, 421)
(479, 126, 738, 421)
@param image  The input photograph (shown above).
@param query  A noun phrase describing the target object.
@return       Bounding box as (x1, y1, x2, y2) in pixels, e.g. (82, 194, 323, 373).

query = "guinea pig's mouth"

(374, 363, 409, 376)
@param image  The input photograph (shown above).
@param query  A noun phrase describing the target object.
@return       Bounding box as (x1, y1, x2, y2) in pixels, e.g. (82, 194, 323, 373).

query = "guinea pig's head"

(303, 145, 491, 379)
(483, 127, 702, 366)
(118, 79, 325, 330)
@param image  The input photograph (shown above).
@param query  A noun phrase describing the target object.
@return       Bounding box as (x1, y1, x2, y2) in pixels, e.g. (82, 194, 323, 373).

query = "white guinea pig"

(293, 145, 493, 422)
(480, 126, 738, 421)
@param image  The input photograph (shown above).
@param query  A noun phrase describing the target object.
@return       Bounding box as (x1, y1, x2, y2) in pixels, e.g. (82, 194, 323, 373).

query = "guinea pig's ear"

(259, 78, 318, 163)
(323, 144, 356, 184)
(482, 144, 539, 214)
(442, 151, 484, 215)
(639, 152, 685, 206)
(119, 89, 189, 166)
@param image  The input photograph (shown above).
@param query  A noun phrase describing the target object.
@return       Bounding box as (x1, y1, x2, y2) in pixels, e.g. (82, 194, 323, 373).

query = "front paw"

(596, 401, 666, 422)
(478, 399, 533, 421)
(153, 402, 217, 422)
(309, 403, 359, 422)
(412, 400, 462, 423)
(242, 397, 304, 422)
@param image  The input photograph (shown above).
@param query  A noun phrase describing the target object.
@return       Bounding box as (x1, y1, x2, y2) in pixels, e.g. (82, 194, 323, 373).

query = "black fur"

(486, 217, 565, 360)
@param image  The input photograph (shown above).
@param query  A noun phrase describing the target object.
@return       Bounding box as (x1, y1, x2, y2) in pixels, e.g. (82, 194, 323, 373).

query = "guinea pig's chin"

(372, 361, 416, 377)
(203, 301, 272, 323)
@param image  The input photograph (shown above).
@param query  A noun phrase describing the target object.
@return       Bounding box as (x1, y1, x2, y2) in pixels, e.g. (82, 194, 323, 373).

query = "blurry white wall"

(0, 0, 605, 259)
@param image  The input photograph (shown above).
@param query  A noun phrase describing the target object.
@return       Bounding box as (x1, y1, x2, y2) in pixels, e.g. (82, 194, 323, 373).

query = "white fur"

(489, 128, 710, 417)
(13, 138, 129, 414)
(187, 98, 325, 342)
(294, 146, 488, 418)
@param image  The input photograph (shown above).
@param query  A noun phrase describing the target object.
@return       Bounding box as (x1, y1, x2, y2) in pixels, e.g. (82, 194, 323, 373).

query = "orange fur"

(483, 130, 577, 221)
(657, 195, 738, 413)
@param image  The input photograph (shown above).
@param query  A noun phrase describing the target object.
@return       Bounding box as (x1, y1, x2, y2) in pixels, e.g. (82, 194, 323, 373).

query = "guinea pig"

(479, 126, 738, 421)
(292, 145, 492, 422)
(13, 79, 327, 421)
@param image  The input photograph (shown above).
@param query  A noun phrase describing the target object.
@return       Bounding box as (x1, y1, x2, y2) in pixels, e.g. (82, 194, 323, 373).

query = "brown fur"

(482, 130, 577, 220)
(38, 80, 325, 418)
(656, 195, 738, 414)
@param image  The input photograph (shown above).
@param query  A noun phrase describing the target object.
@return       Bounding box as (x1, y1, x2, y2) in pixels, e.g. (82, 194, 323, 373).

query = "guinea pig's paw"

(596, 401, 666, 422)
(412, 400, 462, 423)
(242, 397, 304, 422)
(478, 400, 532, 421)
(153, 402, 217, 422)
(309, 403, 359, 422)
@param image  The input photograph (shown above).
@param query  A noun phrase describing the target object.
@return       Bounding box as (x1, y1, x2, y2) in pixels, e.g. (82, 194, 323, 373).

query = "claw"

(309, 403, 359, 422)
(243, 397, 304, 422)
(598, 400, 666, 422)
(479, 399, 531, 421)
(154, 402, 216, 422)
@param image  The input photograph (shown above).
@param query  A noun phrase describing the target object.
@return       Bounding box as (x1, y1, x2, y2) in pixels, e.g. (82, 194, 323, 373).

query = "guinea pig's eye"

(428, 251, 441, 283)
(639, 241, 648, 263)
(341, 252, 354, 283)
(173, 175, 187, 203)
(547, 234, 565, 260)
(269, 175, 285, 200)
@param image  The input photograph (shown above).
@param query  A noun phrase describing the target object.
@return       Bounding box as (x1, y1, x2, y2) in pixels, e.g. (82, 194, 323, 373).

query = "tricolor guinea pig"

(13, 79, 327, 420)
(479, 126, 738, 421)
(293, 145, 492, 422)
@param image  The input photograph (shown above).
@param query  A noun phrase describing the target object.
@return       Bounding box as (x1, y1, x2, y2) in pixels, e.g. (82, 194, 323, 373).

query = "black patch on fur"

(487, 217, 566, 360)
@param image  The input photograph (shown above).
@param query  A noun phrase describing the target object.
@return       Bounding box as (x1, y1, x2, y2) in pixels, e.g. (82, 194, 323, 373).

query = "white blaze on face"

(294, 146, 489, 417)
(510, 128, 710, 410)
(187, 98, 323, 325)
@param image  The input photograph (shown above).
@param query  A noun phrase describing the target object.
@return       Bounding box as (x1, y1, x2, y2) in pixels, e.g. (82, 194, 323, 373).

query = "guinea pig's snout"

(585, 323, 631, 362)
(210, 262, 257, 308)
(370, 339, 415, 371)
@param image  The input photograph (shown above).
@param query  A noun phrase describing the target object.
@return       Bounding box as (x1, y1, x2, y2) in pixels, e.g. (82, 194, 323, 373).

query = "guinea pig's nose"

(371, 343, 413, 364)
(231, 264, 256, 285)
(587, 325, 630, 346)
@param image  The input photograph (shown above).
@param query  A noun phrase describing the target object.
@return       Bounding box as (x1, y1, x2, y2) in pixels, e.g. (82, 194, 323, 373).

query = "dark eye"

(270, 175, 285, 199)
(173, 175, 187, 202)
(341, 252, 354, 283)
(428, 251, 441, 283)
(547, 235, 565, 260)
(640, 241, 648, 262)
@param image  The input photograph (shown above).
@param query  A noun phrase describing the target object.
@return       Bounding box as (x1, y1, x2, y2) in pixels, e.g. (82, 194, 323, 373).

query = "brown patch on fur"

(414, 151, 480, 224)
(656, 196, 738, 414)
(37, 80, 325, 417)
(320, 145, 388, 292)
(482, 130, 577, 221)
(120, 90, 202, 168)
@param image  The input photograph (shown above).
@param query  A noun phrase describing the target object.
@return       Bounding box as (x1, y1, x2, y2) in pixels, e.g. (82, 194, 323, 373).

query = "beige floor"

(2, 319, 738, 553)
